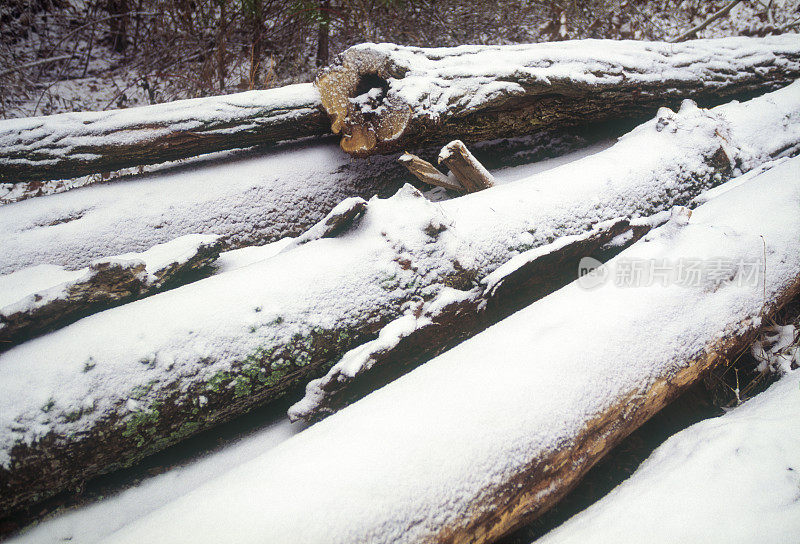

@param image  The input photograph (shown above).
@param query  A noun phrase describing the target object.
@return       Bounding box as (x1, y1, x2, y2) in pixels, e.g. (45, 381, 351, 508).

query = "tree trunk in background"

(248, 0, 263, 88)
(217, 0, 227, 91)
(107, 0, 128, 53)
(317, 0, 330, 67)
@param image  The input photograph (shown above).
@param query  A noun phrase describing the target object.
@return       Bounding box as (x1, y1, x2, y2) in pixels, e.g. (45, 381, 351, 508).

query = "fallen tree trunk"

(104, 154, 800, 544)
(0, 84, 329, 183)
(316, 34, 800, 155)
(0, 234, 222, 350)
(0, 87, 796, 516)
(0, 125, 604, 276)
(537, 368, 800, 544)
(288, 215, 649, 422)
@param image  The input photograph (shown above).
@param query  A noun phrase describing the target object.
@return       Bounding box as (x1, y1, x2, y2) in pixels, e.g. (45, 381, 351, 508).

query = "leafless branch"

(669, 0, 743, 42)
(0, 55, 73, 78)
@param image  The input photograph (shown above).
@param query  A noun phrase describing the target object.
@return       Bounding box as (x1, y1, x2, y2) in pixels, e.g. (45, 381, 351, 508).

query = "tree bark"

(0, 89, 796, 517)
(315, 35, 800, 156)
(0, 83, 330, 183)
(0, 235, 222, 351)
(316, 0, 330, 67)
(107, 0, 129, 53)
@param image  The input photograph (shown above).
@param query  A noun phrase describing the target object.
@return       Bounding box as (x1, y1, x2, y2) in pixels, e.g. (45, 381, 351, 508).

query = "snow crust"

(537, 370, 800, 544)
(0, 265, 84, 309)
(101, 152, 800, 544)
(0, 86, 795, 473)
(7, 417, 301, 544)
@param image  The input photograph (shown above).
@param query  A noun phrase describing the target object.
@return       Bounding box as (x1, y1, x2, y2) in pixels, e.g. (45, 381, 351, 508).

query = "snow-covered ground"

(93, 152, 800, 544)
(536, 369, 800, 544)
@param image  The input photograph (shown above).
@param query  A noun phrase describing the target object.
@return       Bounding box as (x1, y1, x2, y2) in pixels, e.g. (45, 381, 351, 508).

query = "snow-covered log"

(0, 84, 329, 183)
(288, 216, 646, 422)
(537, 370, 800, 544)
(316, 35, 800, 155)
(0, 127, 597, 276)
(0, 86, 795, 516)
(0, 235, 221, 349)
(103, 154, 800, 544)
(0, 141, 404, 275)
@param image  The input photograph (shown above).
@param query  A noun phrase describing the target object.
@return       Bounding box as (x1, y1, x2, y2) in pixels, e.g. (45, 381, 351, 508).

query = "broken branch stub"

(398, 153, 464, 192)
(315, 35, 800, 156)
(438, 140, 495, 191)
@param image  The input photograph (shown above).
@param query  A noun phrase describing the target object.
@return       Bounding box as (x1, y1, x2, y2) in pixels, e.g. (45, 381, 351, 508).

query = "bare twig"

(669, 0, 743, 42)
(46, 12, 158, 59)
(0, 55, 74, 78)
(779, 15, 800, 32)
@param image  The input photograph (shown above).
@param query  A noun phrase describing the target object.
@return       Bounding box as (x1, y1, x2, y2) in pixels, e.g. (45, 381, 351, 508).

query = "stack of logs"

(1, 35, 800, 544)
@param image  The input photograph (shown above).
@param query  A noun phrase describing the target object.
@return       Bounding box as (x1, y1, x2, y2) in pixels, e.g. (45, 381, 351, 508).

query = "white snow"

(0, 140, 401, 275)
(536, 370, 800, 544)
(287, 286, 476, 422)
(481, 217, 629, 298)
(0, 265, 84, 309)
(100, 150, 800, 544)
(751, 323, 799, 374)
(0, 85, 796, 474)
(210, 237, 295, 275)
(110, 234, 220, 278)
(491, 139, 615, 184)
(3, 78, 796, 278)
(0, 83, 321, 168)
